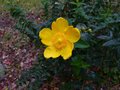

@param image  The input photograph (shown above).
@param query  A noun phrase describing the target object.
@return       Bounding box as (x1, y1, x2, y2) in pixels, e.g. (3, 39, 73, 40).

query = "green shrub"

(9, 0, 120, 89)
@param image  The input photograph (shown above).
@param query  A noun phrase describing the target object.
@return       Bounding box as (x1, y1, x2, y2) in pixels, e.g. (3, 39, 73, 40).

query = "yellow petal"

(52, 17, 69, 33)
(51, 21, 59, 33)
(44, 46, 60, 59)
(61, 41, 74, 60)
(41, 39, 52, 46)
(39, 28, 52, 46)
(65, 26, 80, 43)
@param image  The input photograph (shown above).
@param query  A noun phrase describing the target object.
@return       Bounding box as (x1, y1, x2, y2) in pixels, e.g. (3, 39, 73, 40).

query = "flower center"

(52, 32, 67, 49)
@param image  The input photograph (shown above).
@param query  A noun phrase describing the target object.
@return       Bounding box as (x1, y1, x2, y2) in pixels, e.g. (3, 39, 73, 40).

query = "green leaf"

(70, 55, 90, 76)
(103, 38, 120, 46)
(71, 55, 90, 69)
(75, 39, 90, 49)
(0, 63, 5, 78)
(60, 82, 73, 90)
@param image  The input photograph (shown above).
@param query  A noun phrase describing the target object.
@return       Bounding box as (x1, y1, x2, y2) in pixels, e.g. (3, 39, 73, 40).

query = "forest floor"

(0, 10, 120, 90)
(0, 11, 42, 89)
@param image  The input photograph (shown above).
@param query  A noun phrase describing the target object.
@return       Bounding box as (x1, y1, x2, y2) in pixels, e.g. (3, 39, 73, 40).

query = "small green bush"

(8, 0, 120, 89)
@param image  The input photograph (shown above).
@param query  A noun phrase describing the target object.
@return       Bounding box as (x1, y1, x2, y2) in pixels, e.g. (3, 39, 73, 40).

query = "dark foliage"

(9, 0, 120, 89)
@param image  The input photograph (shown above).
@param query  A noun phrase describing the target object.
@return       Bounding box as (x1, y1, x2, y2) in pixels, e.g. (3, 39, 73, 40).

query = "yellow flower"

(39, 17, 80, 60)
